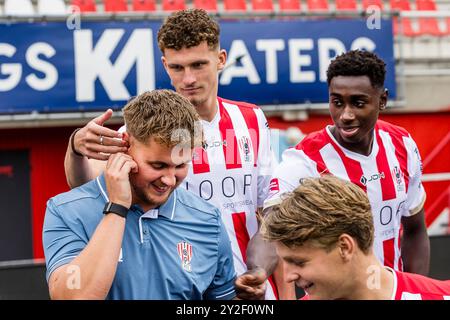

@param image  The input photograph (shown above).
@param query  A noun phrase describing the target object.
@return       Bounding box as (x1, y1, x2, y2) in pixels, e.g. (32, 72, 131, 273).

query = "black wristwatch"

(103, 202, 129, 218)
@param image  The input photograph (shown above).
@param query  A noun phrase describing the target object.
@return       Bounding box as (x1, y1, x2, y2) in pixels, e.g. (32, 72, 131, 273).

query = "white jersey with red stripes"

(182, 97, 278, 299)
(300, 267, 450, 300)
(391, 268, 450, 300)
(264, 120, 426, 271)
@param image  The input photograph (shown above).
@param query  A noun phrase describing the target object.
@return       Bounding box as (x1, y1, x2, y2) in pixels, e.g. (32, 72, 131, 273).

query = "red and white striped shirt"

(300, 267, 450, 300)
(392, 268, 450, 300)
(264, 120, 426, 271)
(182, 97, 277, 299)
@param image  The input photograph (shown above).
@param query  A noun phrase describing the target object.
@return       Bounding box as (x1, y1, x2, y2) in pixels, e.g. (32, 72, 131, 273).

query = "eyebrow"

(168, 59, 209, 67)
(330, 93, 370, 99)
(283, 257, 306, 264)
(147, 160, 189, 166)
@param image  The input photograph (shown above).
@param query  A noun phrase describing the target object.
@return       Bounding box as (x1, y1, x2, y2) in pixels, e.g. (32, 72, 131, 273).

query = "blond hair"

(261, 175, 374, 254)
(157, 9, 220, 53)
(123, 89, 201, 148)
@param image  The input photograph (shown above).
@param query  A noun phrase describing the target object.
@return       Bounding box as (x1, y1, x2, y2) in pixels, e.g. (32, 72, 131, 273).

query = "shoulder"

(175, 188, 221, 219)
(50, 179, 102, 208)
(376, 120, 410, 138)
(397, 271, 450, 298)
(219, 97, 259, 110)
(47, 179, 104, 223)
(294, 128, 329, 152)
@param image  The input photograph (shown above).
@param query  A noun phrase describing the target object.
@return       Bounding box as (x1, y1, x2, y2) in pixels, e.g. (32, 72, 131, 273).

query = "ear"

(122, 131, 130, 143)
(161, 56, 169, 73)
(379, 88, 388, 111)
(218, 49, 227, 71)
(337, 234, 355, 262)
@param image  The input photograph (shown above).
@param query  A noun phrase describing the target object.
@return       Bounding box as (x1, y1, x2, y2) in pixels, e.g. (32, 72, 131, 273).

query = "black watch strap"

(103, 202, 129, 218)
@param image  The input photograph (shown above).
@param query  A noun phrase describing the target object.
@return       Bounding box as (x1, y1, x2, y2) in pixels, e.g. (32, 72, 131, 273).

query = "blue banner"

(0, 19, 395, 113)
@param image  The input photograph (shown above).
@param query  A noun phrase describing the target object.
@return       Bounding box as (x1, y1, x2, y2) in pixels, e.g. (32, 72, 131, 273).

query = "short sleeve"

(43, 199, 87, 282)
(263, 148, 319, 210)
(203, 214, 237, 300)
(403, 137, 426, 217)
(255, 108, 278, 208)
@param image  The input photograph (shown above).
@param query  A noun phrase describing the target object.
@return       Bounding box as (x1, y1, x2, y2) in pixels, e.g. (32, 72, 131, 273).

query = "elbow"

(49, 278, 107, 300)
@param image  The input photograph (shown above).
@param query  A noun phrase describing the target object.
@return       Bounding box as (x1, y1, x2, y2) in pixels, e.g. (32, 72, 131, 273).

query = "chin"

(189, 96, 207, 108)
(148, 193, 171, 207)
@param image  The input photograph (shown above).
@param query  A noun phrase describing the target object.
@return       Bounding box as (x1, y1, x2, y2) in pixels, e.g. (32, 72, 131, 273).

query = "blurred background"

(0, 0, 449, 299)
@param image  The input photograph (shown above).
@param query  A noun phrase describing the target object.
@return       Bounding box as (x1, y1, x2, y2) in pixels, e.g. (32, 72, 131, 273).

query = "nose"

(160, 168, 176, 188)
(182, 68, 196, 86)
(340, 104, 355, 122)
(283, 261, 300, 284)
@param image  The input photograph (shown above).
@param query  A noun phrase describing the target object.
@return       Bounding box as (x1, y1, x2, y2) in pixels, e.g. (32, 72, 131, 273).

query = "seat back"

(193, 0, 218, 12)
(4, 0, 35, 16)
(38, 0, 68, 15)
(104, 0, 129, 12)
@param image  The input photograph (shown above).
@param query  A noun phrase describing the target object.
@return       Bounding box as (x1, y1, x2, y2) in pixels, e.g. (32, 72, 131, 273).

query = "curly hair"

(326, 50, 386, 89)
(123, 90, 202, 148)
(261, 175, 374, 254)
(157, 9, 220, 53)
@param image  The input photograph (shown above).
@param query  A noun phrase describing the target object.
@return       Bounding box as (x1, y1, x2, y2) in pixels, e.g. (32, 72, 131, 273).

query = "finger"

(93, 109, 113, 126)
(89, 125, 122, 140)
(236, 285, 256, 294)
(85, 143, 128, 155)
(121, 159, 138, 175)
(107, 153, 129, 172)
(85, 151, 110, 161)
(248, 268, 267, 279)
(239, 276, 265, 286)
(98, 136, 127, 148)
(235, 275, 255, 287)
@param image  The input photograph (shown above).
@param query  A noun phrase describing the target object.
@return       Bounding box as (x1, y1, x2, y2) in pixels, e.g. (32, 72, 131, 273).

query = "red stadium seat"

(362, 0, 384, 10)
(162, 0, 186, 11)
(132, 0, 156, 12)
(279, 0, 301, 12)
(390, 0, 417, 36)
(307, 0, 329, 11)
(104, 0, 128, 12)
(193, 0, 218, 12)
(70, 0, 97, 12)
(335, 0, 357, 11)
(252, 0, 274, 11)
(416, 0, 444, 36)
(223, 0, 247, 11)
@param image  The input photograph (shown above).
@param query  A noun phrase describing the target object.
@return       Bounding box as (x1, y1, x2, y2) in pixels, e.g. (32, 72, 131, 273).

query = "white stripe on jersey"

(222, 101, 256, 167)
(184, 98, 276, 299)
(319, 143, 351, 181)
(267, 121, 425, 272)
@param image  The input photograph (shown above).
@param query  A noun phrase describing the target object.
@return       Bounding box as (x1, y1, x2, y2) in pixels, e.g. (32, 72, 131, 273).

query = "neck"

(331, 126, 374, 156)
(196, 94, 218, 122)
(347, 255, 394, 300)
(130, 187, 158, 213)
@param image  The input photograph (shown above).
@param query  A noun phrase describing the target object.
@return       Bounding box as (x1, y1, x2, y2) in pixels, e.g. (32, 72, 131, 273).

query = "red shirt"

(299, 268, 450, 300)
(393, 268, 450, 300)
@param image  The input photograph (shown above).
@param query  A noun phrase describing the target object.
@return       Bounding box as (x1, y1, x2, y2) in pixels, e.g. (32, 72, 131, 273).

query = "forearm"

(64, 132, 95, 188)
(401, 228, 430, 275)
(246, 231, 279, 276)
(49, 214, 126, 299)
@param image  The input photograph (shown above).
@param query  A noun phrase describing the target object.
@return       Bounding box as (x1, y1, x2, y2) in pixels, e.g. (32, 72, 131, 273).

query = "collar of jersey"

(325, 125, 379, 161)
(200, 99, 221, 128)
(96, 174, 177, 220)
(385, 266, 398, 300)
